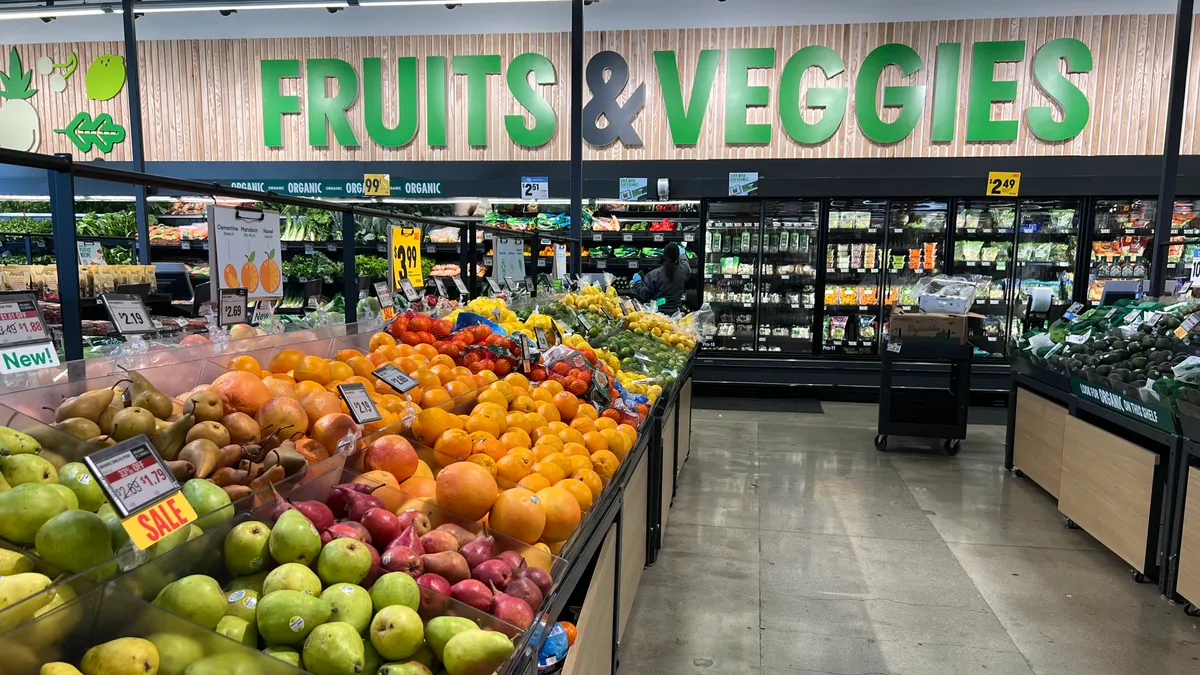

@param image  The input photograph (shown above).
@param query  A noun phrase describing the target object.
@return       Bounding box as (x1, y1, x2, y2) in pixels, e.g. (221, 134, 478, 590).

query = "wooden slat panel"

(1013, 388, 1067, 498)
(619, 450, 648, 640)
(1058, 416, 1157, 572)
(561, 524, 616, 675)
(1176, 467, 1200, 606)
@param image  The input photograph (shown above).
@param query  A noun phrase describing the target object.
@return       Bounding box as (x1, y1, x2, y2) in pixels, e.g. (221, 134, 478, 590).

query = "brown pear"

(54, 389, 114, 423)
(151, 413, 195, 461)
(128, 371, 173, 420)
(187, 421, 231, 448)
(111, 407, 157, 442)
(185, 390, 225, 423)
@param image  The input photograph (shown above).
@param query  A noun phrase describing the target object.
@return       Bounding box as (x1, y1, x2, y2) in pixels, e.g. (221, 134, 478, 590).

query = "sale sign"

(389, 224, 424, 290)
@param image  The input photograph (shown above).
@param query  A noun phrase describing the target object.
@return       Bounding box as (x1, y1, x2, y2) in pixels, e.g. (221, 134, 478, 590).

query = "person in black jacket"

(633, 243, 690, 314)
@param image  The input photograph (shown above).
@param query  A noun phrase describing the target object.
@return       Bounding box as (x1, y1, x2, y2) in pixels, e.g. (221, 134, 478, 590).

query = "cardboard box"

(889, 308, 983, 344)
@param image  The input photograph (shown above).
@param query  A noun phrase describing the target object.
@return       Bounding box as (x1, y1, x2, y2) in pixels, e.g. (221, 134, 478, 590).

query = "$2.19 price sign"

(101, 294, 155, 335)
(338, 383, 382, 424)
(373, 364, 419, 393)
(218, 288, 248, 326)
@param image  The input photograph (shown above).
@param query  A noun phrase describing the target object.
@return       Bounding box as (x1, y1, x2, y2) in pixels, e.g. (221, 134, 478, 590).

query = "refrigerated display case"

(1012, 199, 1081, 338)
(822, 199, 886, 355)
(1088, 199, 1154, 302)
(585, 201, 701, 295)
(1165, 199, 1200, 291)
(702, 201, 761, 352)
(757, 200, 819, 354)
(953, 199, 1015, 357)
(883, 199, 948, 334)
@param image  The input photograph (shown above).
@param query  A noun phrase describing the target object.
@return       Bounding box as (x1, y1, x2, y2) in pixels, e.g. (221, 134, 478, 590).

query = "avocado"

(1132, 356, 1148, 370)
(1096, 364, 1113, 376)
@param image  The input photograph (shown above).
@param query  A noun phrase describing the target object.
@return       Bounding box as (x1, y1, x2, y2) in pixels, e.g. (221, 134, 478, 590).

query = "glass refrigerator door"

(822, 199, 887, 355)
(883, 199, 948, 337)
(953, 200, 1016, 357)
(1013, 199, 1081, 338)
(1165, 199, 1200, 292)
(1088, 199, 1154, 303)
(757, 200, 819, 355)
(702, 201, 762, 352)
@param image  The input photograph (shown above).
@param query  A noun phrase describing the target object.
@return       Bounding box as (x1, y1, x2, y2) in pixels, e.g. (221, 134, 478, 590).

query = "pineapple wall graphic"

(0, 47, 40, 151)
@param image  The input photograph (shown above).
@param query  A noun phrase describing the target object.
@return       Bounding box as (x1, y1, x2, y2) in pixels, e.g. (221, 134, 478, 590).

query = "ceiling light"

(360, 0, 566, 7)
(140, 2, 348, 13)
(0, 8, 112, 21)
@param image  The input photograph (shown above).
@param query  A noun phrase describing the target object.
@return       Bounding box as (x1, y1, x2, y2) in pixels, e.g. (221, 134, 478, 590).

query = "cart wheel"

(1131, 570, 1147, 584)
(874, 435, 887, 451)
(944, 439, 962, 456)
(1065, 518, 1080, 530)
(1185, 603, 1200, 617)
(1012, 468, 1025, 478)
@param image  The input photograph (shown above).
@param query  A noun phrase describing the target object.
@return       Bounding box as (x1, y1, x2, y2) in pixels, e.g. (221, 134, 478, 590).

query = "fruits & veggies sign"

(209, 206, 283, 302)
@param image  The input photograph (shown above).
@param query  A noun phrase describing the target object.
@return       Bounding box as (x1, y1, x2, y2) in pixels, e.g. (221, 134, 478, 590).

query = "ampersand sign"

(582, 51, 646, 147)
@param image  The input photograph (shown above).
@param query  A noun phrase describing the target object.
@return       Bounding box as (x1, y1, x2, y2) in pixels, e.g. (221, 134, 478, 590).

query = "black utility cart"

(875, 337, 974, 455)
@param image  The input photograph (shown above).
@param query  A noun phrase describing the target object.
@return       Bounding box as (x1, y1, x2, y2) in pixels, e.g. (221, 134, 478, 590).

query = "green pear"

(58, 463, 107, 512)
(152, 574, 226, 630)
(425, 616, 479, 664)
(180, 479, 232, 530)
(215, 614, 258, 646)
(371, 572, 421, 613)
(256, 589, 331, 646)
(363, 641, 384, 675)
(0, 572, 54, 632)
(408, 644, 436, 670)
(317, 537, 371, 585)
(0, 483, 68, 543)
(0, 470, 9, 492)
(262, 645, 302, 668)
(148, 520, 193, 559)
(225, 571, 268, 595)
(1, 453, 58, 485)
(181, 653, 261, 675)
(39, 664, 83, 675)
(80, 637, 159, 675)
(224, 520, 272, 575)
(24, 582, 80, 649)
(52, 417, 102, 441)
(320, 583, 372, 633)
(263, 561, 322, 596)
(303, 621, 365, 675)
(97, 503, 131, 552)
(378, 663, 433, 675)
(268, 509, 320, 565)
(44, 483, 79, 511)
(370, 604, 425, 661)
(146, 632, 204, 675)
(442, 629, 514, 675)
(0, 548, 35, 574)
(35, 510, 115, 576)
(224, 588, 259, 623)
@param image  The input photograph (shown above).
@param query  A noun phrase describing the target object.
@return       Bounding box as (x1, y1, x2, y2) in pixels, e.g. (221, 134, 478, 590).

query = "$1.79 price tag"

(218, 288, 248, 326)
(373, 364, 419, 393)
(83, 434, 198, 549)
(338, 383, 382, 424)
(101, 294, 156, 335)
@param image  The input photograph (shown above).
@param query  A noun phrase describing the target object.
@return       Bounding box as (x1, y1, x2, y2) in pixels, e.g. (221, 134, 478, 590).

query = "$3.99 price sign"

(83, 435, 198, 549)
(338, 383, 382, 424)
(218, 288, 248, 326)
(389, 225, 424, 289)
(101, 294, 155, 335)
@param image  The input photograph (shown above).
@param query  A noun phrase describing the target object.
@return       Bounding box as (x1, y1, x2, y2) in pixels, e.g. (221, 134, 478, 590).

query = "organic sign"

(1070, 377, 1177, 433)
(225, 179, 444, 197)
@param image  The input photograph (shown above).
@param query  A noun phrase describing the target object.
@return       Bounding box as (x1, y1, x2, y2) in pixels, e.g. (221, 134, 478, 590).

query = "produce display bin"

(560, 524, 618, 675)
(1012, 388, 1068, 497)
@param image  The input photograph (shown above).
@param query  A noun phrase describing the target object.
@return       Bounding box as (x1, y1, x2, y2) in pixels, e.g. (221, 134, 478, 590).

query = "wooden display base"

(1013, 388, 1067, 497)
(1177, 468, 1200, 606)
(562, 524, 618, 675)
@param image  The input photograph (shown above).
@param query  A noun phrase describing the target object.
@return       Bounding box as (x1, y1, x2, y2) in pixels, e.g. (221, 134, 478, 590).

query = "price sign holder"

(521, 176, 549, 200)
(101, 293, 156, 335)
(364, 173, 391, 197)
(83, 435, 199, 550)
(552, 320, 564, 345)
(373, 364, 419, 394)
(518, 333, 533, 372)
(399, 278, 421, 303)
(0, 291, 58, 375)
(218, 288, 248, 327)
(504, 276, 517, 293)
(373, 282, 396, 321)
(338, 383, 382, 424)
(486, 278, 502, 295)
(452, 275, 469, 298)
(535, 327, 549, 351)
(433, 277, 448, 297)
(986, 171, 1021, 197)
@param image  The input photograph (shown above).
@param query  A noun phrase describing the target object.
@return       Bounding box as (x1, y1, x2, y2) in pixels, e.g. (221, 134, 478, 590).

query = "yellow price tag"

(364, 173, 391, 197)
(121, 493, 199, 550)
(986, 171, 1021, 197)
(389, 224, 424, 290)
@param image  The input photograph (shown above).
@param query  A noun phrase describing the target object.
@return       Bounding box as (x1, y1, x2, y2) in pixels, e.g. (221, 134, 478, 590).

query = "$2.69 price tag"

(83, 434, 198, 549)
(338, 383, 382, 424)
(373, 364, 419, 394)
(218, 288, 248, 327)
(101, 294, 156, 335)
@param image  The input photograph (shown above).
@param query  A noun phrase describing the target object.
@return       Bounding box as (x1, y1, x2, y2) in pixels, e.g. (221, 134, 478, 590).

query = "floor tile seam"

(754, 525, 941, 543)
(757, 627, 1024, 654)
(756, 590, 990, 613)
(937, 539, 1106, 552)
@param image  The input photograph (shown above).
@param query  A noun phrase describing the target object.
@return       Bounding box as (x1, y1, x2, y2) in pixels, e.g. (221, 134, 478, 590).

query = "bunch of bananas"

(625, 311, 696, 352)
(562, 285, 622, 317)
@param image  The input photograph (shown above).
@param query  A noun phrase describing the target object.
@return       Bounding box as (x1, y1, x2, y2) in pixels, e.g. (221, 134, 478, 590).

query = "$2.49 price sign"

(101, 294, 156, 335)
(218, 288, 248, 326)
(986, 171, 1021, 197)
(338, 383, 382, 424)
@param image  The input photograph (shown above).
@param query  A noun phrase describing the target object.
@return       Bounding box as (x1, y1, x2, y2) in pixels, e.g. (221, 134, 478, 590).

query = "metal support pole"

(569, 0, 584, 273)
(50, 155, 83, 361)
(467, 221, 479, 298)
(341, 211, 357, 324)
(1150, 0, 1195, 296)
(122, 0, 151, 265)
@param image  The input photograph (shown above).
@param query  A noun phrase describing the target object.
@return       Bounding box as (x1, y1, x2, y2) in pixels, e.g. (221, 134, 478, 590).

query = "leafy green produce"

(76, 210, 137, 238)
(0, 216, 51, 233)
(102, 246, 134, 265)
(281, 251, 341, 280)
(354, 255, 388, 278)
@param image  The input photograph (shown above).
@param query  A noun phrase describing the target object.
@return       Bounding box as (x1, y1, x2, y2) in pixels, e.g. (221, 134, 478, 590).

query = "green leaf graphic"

(53, 111, 127, 153)
(0, 47, 36, 100)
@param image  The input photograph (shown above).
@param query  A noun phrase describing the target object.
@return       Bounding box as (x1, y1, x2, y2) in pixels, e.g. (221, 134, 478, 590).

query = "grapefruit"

(256, 397, 309, 440)
(489, 488, 546, 544)
(212, 370, 271, 415)
(535, 486, 582, 542)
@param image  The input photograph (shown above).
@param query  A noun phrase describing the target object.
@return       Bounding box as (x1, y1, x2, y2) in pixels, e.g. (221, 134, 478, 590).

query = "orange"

(517, 472, 551, 493)
(335, 348, 363, 362)
(562, 442, 589, 458)
(532, 460, 566, 485)
(496, 452, 534, 483)
(295, 380, 325, 398)
(476, 437, 508, 462)
(552, 392, 580, 421)
(525, 412, 549, 429)
(488, 487, 546, 544)
(397, 357, 422, 374)
(533, 442, 560, 462)
(560, 621, 577, 646)
(582, 431, 609, 454)
(351, 470, 406, 511)
(556, 478, 593, 512)
(476, 389, 508, 409)
(227, 355, 262, 377)
(382, 345, 404, 361)
(431, 364, 456, 385)
(575, 403, 598, 420)
(572, 469, 604, 499)
(488, 381, 515, 403)
(558, 428, 585, 447)
(422, 388, 452, 409)
(590, 450, 619, 481)
(532, 431, 563, 449)
(602, 428, 630, 457)
(295, 356, 333, 385)
(369, 332, 397, 351)
(344, 375, 376, 392)
(434, 428, 473, 464)
(595, 417, 618, 432)
(346, 356, 376, 379)
(540, 380, 564, 396)
(368, 351, 389, 366)
(431, 354, 456, 370)
(617, 423, 638, 445)
(412, 407, 464, 447)
(570, 417, 597, 434)
(536, 402, 561, 423)
(435, 462, 498, 521)
(412, 459, 434, 479)
(414, 343, 438, 360)
(444, 380, 472, 399)
(472, 401, 506, 418)
(535, 486, 582, 542)
(466, 453, 498, 476)
(500, 428, 532, 450)
(505, 412, 532, 435)
(510, 395, 537, 413)
(568, 455, 593, 474)
(269, 349, 305, 374)
(479, 370, 499, 384)
(263, 377, 298, 400)
(414, 369, 441, 391)
(503, 372, 530, 390)
(544, 451, 574, 474)
(547, 421, 569, 433)
(241, 255, 260, 293)
(530, 388, 553, 404)
(467, 411, 505, 437)
(400, 475, 437, 499)
(328, 361, 354, 382)
(511, 386, 530, 401)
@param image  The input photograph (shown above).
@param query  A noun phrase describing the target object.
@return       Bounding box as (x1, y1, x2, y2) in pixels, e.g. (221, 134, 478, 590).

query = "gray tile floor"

(619, 403, 1200, 675)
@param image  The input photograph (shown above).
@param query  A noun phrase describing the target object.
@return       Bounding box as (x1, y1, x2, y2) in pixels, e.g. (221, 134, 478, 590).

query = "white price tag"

(592, 233, 603, 242)
(399, 278, 421, 303)
(83, 435, 180, 519)
(627, 260, 638, 269)
(486, 278, 502, 294)
(684, 233, 695, 242)
(0, 293, 50, 348)
(180, 241, 191, 250)
(535, 327, 549, 351)
(504, 276, 517, 293)
(653, 233, 664, 242)
(520, 176, 549, 200)
(338, 383, 382, 424)
(887, 342, 901, 353)
(433, 277, 448, 296)
(622, 234, 633, 242)
(373, 364, 419, 393)
(452, 276, 469, 296)
(327, 243, 337, 252)
(101, 294, 155, 335)
(596, 260, 607, 269)
(304, 243, 314, 254)
(218, 287, 248, 327)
